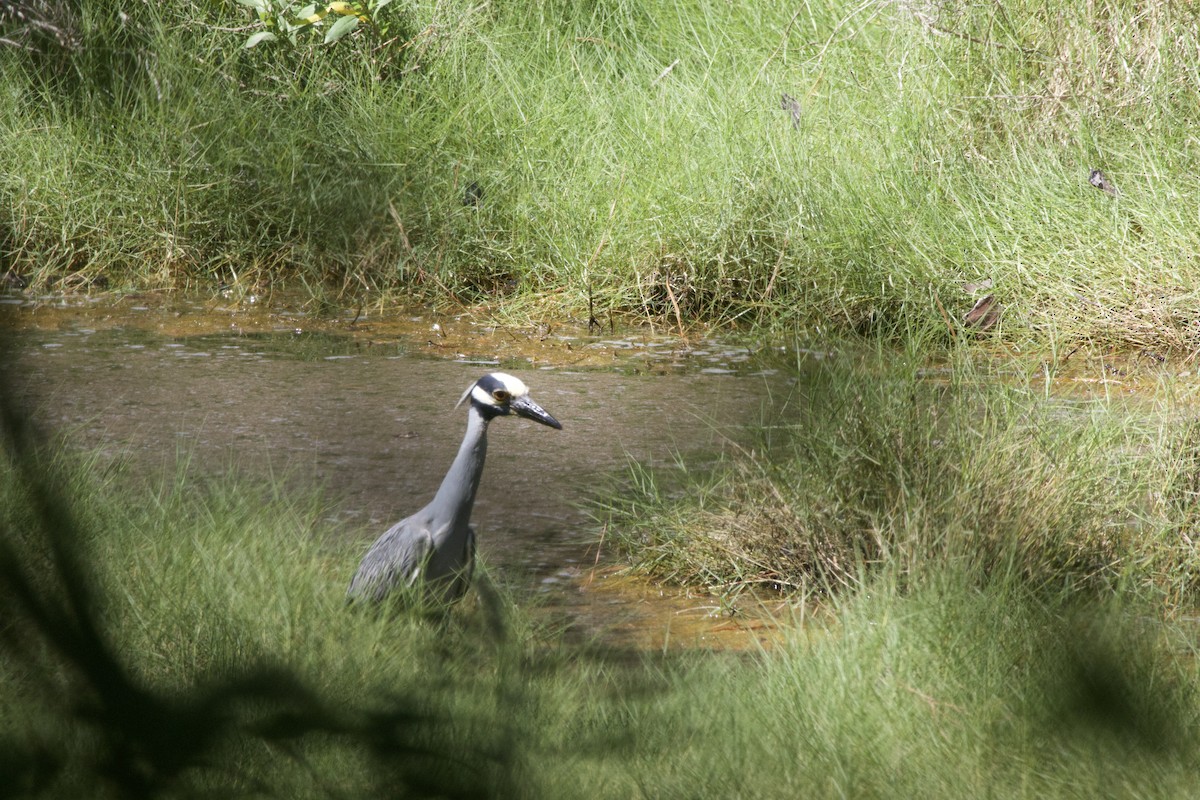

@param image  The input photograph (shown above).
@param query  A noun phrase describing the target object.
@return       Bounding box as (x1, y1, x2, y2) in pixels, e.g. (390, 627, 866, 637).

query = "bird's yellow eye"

(492, 389, 511, 402)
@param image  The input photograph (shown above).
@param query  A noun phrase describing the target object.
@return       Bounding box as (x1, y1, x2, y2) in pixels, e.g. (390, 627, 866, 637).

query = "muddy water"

(3, 297, 792, 649)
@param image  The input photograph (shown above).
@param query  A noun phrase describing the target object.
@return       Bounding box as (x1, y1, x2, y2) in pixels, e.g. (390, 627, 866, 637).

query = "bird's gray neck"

(431, 404, 489, 526)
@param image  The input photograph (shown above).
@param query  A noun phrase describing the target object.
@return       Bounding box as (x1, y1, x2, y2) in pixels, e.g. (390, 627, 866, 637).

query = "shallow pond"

(7, 292, 1188, 651)
(2, 294, 796, 650)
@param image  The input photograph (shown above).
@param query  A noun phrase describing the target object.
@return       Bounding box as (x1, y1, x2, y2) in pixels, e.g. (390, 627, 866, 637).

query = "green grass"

(3, 1, 1199, 348)
(626, 571, 1200, 798)
(598, 343, 1200, 605)
(0, 439, 563, 797)
(4, 443, 1200, 798)
(5, 345, 1200, 797)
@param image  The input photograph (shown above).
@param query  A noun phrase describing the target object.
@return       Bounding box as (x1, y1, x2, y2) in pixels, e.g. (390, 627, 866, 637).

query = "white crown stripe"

(490, 372, 529, 395)
(469, 372, 530, 407)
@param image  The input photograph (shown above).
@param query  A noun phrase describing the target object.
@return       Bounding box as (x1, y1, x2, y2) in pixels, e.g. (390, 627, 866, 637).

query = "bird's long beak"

(510, 395, 562, 429)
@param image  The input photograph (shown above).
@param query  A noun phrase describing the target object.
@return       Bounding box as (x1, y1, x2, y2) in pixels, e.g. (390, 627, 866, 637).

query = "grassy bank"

(3, 428, 1200, 797)
(599, 345, 1200, 606)
(3, 1, 1199, 348)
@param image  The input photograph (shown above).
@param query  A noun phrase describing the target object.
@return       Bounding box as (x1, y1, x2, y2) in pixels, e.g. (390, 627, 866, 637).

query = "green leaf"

(235, 0, 269, 9)
(244, 31, 277, 48)
(373, 0, 396, 9)
(324, 14, 360, 44)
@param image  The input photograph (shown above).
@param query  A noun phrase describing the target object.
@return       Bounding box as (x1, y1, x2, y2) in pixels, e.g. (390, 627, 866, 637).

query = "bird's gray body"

(347, 372, 560, 606)
(346, 515, 477, 606)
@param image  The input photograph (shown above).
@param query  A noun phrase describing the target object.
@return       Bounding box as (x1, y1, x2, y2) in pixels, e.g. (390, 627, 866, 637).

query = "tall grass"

(3, 1, 1199, 347)
(0, 441, 575, 797)
(598, 344, 1200, 604)
(4, 375, 1200, 796)
(616, 569, 1200, 798)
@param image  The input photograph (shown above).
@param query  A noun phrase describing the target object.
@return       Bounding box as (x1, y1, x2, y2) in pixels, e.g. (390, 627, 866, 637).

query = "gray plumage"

(347, 372, 562, 606)
(1089, 168, 1119, 197)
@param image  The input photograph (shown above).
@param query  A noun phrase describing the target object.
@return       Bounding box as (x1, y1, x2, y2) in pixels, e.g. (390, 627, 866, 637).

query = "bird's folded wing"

(346, 520, 434, 602)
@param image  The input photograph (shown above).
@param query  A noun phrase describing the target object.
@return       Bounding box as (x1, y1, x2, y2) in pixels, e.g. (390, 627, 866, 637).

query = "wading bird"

(347, 372, 562, 606)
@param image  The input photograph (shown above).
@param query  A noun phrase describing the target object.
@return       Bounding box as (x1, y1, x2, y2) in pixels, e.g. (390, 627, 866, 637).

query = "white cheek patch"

(471, 384, 498, 406)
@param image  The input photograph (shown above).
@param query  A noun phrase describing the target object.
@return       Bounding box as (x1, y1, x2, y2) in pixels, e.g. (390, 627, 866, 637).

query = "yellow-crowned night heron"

(347, 372, 562, 606)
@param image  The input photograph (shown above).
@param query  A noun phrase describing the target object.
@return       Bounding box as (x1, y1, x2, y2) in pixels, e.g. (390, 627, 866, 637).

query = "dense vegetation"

(4, 370, 1200, 798)
(3, 0, 1199, 346)
(599, 344, 1200, 604)
(5, 1, 1200, 795)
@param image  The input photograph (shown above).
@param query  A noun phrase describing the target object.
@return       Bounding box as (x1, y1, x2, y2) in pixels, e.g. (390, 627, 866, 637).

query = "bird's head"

(456, 372, 562, 429)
